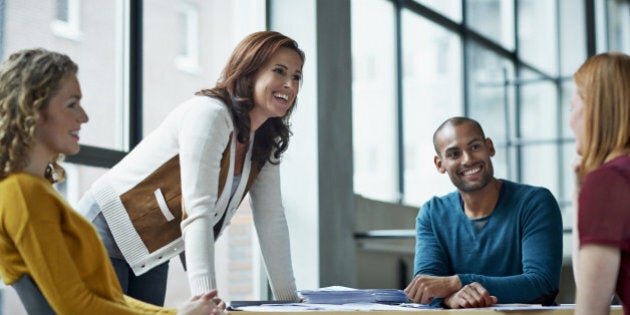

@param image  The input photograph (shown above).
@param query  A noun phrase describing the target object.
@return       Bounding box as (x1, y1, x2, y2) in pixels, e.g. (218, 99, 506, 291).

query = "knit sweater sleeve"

(413, 200, 453, 277)
(457, 188, 563, 305)
(123, 296, 177, 314)
(413, 199, 455, 308)
(3, 176, 175, 314)
(178, 97, 233, 295)
(249, 161, 299, 301)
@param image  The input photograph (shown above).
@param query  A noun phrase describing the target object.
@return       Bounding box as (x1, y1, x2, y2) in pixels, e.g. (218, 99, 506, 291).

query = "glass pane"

(351, 0, 398, 202)
(521, 144, 559, 197)
(507, 145, 519, 182)
(561, 142, 578, 228)
(466, 43, 515, 182)
(559, 0, 586, 76)
(606, 0, 630, 53)
(561, 80, 576, 138)
(517, 0, 558, 75)
(561, 142, 579, 199)
(177, 11, 189, 56)
(2, 0, 126, 150)
(401, 10, 463, 206)
(519, 70, 558, 140)
(56, 0, 69, 21)
(466, 0, 515, 50)
(467, 43, 515, 147)
(143, 0, 266, 304)
(413, 0, 462, 22)
(492, 147, 510, 181)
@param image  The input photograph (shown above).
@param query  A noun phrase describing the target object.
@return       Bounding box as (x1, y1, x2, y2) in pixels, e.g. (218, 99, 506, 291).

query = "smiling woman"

(251, 47, 303, 124)
(75, 31, 306, 306)
(0, 49, 81, 183)
(33, 74, 87, 160)
(0, 48, 222, 314)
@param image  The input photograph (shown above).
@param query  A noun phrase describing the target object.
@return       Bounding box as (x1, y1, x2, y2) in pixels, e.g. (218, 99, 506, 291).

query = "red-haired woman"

(570, 52, 630, 315)
(77, 31, 305, 305)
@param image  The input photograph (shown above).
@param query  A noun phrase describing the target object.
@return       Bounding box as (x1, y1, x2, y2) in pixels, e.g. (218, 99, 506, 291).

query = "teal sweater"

(414, 180, 563, 306)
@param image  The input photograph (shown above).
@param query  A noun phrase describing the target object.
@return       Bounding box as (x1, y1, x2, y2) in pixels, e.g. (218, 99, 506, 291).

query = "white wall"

(271, 0, 321, 291)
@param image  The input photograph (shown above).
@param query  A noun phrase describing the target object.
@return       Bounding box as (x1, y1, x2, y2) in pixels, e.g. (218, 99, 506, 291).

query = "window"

(466, 42, 514, 179)
(351, 0, 398, 202)
(466, 0, 515, 50)
(602, 0, 630, 52)
(517, 0, 557, 75)
(351, 0, 628, 237)
(414, 0, 462, 22)
(51, 0, 82, 40)
(401, 9, 462, 206)
(174, 2, 199, 73)
(56, 0, 70, 21)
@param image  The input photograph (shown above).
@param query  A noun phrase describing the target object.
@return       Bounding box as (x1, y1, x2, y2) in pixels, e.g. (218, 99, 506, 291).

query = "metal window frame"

(385, 0, 594, 205)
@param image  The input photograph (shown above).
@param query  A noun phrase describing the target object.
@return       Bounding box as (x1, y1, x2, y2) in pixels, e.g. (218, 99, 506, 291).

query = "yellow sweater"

(0, 173, 177, 314)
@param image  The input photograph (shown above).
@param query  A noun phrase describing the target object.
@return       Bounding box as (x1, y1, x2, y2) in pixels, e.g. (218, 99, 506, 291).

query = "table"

(228, 305, 623, 314)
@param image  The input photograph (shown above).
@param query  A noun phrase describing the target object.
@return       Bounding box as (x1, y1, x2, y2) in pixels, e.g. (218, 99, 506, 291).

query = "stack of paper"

(299, 286, 409, 304)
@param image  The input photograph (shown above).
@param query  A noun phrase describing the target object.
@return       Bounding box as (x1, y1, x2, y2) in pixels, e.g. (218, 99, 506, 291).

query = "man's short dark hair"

(432, 117, 486, 154)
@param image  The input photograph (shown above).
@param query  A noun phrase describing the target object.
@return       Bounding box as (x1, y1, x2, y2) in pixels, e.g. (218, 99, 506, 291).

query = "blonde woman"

(570, 52, 630, 315)
(0, 48, 223, 315)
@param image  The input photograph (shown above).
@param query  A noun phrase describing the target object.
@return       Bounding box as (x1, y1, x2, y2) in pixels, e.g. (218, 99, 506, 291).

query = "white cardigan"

(82, 96, 298, 300)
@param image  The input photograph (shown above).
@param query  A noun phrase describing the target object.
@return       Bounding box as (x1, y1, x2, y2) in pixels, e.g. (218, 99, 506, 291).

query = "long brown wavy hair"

(574, 52, 630, 184)
(196, 31, 305, 169)
(0, 48, 78, 183)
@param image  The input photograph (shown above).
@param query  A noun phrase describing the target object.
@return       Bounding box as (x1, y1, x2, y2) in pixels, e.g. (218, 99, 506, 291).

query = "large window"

(401, 9, 462, 206)
(351, 0, 630, 230)
(351, 0, 398, 202)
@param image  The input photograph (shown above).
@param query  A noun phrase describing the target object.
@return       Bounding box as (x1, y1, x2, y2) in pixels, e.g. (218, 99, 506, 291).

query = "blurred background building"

(0, 0, 628, 313)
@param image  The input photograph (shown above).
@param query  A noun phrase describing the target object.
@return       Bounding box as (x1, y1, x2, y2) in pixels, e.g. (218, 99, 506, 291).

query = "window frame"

(51, 0, 83, 41)
(173, 2, 200, 73)
(352, 0, 605, 216)
(65, 0, 142, 168)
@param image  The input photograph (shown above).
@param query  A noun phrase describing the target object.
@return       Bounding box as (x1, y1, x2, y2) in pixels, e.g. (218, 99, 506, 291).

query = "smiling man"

(404, 117, 563, 309)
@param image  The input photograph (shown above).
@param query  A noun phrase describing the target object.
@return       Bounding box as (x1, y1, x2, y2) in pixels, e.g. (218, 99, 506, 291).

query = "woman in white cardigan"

(77, 31, 305, 306)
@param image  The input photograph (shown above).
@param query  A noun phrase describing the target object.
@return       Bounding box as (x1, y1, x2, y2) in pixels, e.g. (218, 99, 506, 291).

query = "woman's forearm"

(575, 244, 619, 315)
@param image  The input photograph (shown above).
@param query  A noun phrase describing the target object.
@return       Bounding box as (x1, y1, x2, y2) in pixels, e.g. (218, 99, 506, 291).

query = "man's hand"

(443, 282, 497, 309)
(404, 275, 461, 304)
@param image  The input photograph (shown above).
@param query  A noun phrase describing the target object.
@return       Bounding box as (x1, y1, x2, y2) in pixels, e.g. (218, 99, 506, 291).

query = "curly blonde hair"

(0, 48, 78, 183)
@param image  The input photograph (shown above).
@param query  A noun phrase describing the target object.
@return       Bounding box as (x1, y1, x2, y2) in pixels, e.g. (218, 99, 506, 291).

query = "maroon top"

(579, 155, 630, 313)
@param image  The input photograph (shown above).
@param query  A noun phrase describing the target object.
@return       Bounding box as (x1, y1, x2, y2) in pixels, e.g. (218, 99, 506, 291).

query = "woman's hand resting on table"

(178, 290, 227, 315)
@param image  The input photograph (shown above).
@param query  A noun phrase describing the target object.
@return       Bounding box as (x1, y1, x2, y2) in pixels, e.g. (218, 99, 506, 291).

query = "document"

(233, 302, 426, 312)
(299, 286, 409, 304)
(228, 286, 432, 312)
